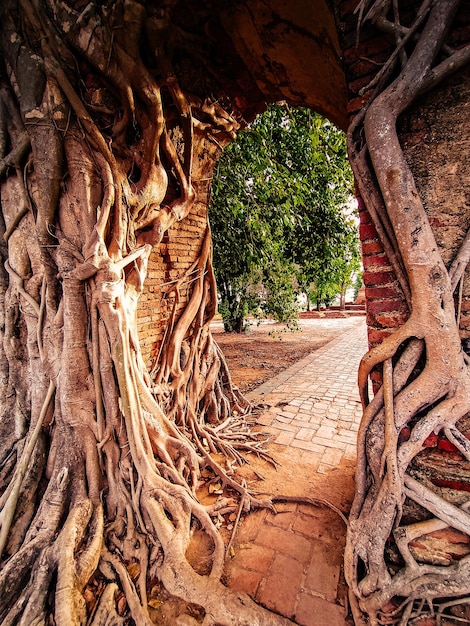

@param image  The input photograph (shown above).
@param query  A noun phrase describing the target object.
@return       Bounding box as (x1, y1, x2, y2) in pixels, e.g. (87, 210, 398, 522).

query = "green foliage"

(260, 256, 299, 325)
(209, 103, 359, 331)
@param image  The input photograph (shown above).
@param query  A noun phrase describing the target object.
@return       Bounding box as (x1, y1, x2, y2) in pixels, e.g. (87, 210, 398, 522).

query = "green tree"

(210, 108, 298, 331)
(334, 224, 362, 309)
(210, 104, 358, 328)
(296, 217, 361, 311)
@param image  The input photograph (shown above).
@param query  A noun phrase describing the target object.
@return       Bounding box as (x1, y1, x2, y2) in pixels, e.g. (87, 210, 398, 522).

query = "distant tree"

(335, 224, 362, 309)
(298, 218, 361, 310)
(278, 110, 359, 310)
(210, 106, 298, 331)
(210, 104, 357, 330)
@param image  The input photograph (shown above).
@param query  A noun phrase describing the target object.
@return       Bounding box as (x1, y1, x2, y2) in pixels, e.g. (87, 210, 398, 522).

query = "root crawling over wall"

(0, 2, 291, 624)
(345, 1, 470, 624)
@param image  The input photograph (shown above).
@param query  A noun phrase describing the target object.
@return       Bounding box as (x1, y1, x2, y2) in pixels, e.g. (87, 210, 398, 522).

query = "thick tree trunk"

(0, 2, 289, 624)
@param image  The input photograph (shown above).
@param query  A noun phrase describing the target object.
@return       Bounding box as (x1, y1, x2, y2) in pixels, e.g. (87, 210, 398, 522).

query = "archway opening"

(204, 102, 367, 621)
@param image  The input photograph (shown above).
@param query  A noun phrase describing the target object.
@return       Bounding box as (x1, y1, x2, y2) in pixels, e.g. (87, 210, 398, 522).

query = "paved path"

(224, 318, 369, 625)
(249, 318, 367, 474)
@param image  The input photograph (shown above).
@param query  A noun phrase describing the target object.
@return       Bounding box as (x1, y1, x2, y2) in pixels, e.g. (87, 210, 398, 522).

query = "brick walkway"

(249, 318, 367, 475)
(224, 318, 368, 625)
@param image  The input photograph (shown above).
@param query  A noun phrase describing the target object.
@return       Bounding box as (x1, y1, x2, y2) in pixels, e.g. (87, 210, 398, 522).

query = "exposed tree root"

(345, 0, 470, 623)
(0, 3, 292, 625)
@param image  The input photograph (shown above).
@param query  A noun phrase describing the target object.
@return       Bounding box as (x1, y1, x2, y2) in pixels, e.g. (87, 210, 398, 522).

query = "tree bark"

(345, 1, 470, 623)
(0, 2, 287, 624)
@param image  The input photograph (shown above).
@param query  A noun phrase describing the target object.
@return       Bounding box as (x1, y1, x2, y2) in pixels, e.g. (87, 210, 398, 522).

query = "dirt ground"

(212, 316, 361, 393)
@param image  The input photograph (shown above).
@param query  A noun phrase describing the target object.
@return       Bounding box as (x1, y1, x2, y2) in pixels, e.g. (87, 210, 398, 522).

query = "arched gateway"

(0, 1, 469, 624)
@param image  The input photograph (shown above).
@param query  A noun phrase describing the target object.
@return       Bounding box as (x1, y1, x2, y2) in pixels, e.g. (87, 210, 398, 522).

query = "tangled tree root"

(0, 2, 294, 624)
(345, 0, 470, 624)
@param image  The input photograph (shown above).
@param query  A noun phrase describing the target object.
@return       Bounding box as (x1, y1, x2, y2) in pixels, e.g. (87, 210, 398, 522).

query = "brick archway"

(1, 2, 468, 624)
(136, 3, 470, 622)
(138, 0, 470, 371)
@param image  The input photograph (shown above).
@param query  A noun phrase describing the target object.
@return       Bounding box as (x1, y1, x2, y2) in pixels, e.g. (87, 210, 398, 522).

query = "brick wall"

(137, 131, 221, 367)
(335, 0, 470, 358)
(335, 0, 410, 358)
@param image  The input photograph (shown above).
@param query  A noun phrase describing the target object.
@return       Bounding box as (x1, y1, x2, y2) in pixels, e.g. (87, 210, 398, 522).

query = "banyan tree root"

(0, 2, 291, 625)
(345, 1, 470, 624)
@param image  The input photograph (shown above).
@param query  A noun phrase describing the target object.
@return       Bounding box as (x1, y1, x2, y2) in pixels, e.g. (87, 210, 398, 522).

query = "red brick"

(256, 553, 303, 618)
(423, 433, 438, 448)
(305, 541, 342, 601)
(363, 270, 397, 286)
(343, 37, 393, 64)
(371, 372, 383, 394)
(255, 524, 312, 564)
(362, 254, 391, 271)
(367, 328, 394, 344)
(265, 507, 297, 529)
(366, 299, 408, 315)
(361, 240, 384, 255)
(297, 503, 326, 518)
(358, 208, 373, 224)
(227, 566, 262, 597)
(359, 223, 378, 241)
(347, 53, 391, 80)
(399, 427, 411, 442)
(232, 543, 274, 573)
(292, 512, 334, 539)
(354, 189, 363, 204)
(433, 478, 470, 492)
(373, 312, 409, 328)
(349, 74, 375, 95)
(365, 286, 402, 299)
(295, 594, 347, 626)
(299, 507, 345, 538)
(437, 438, 458, 452)
(347, 94, 370, 115)
(238, 510, 267, 542)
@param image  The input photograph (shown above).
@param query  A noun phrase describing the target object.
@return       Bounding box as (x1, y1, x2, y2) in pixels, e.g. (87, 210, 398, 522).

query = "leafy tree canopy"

(209, 103, 360, 330)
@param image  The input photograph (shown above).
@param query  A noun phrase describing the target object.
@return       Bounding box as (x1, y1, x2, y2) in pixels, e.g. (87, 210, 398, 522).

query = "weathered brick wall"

(358, 198, 409, 349)
(137, 132, 221, 367)
(138, 207, 208, 366)
(400, 70, 470, 340)
(335, 0, 470, 361)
